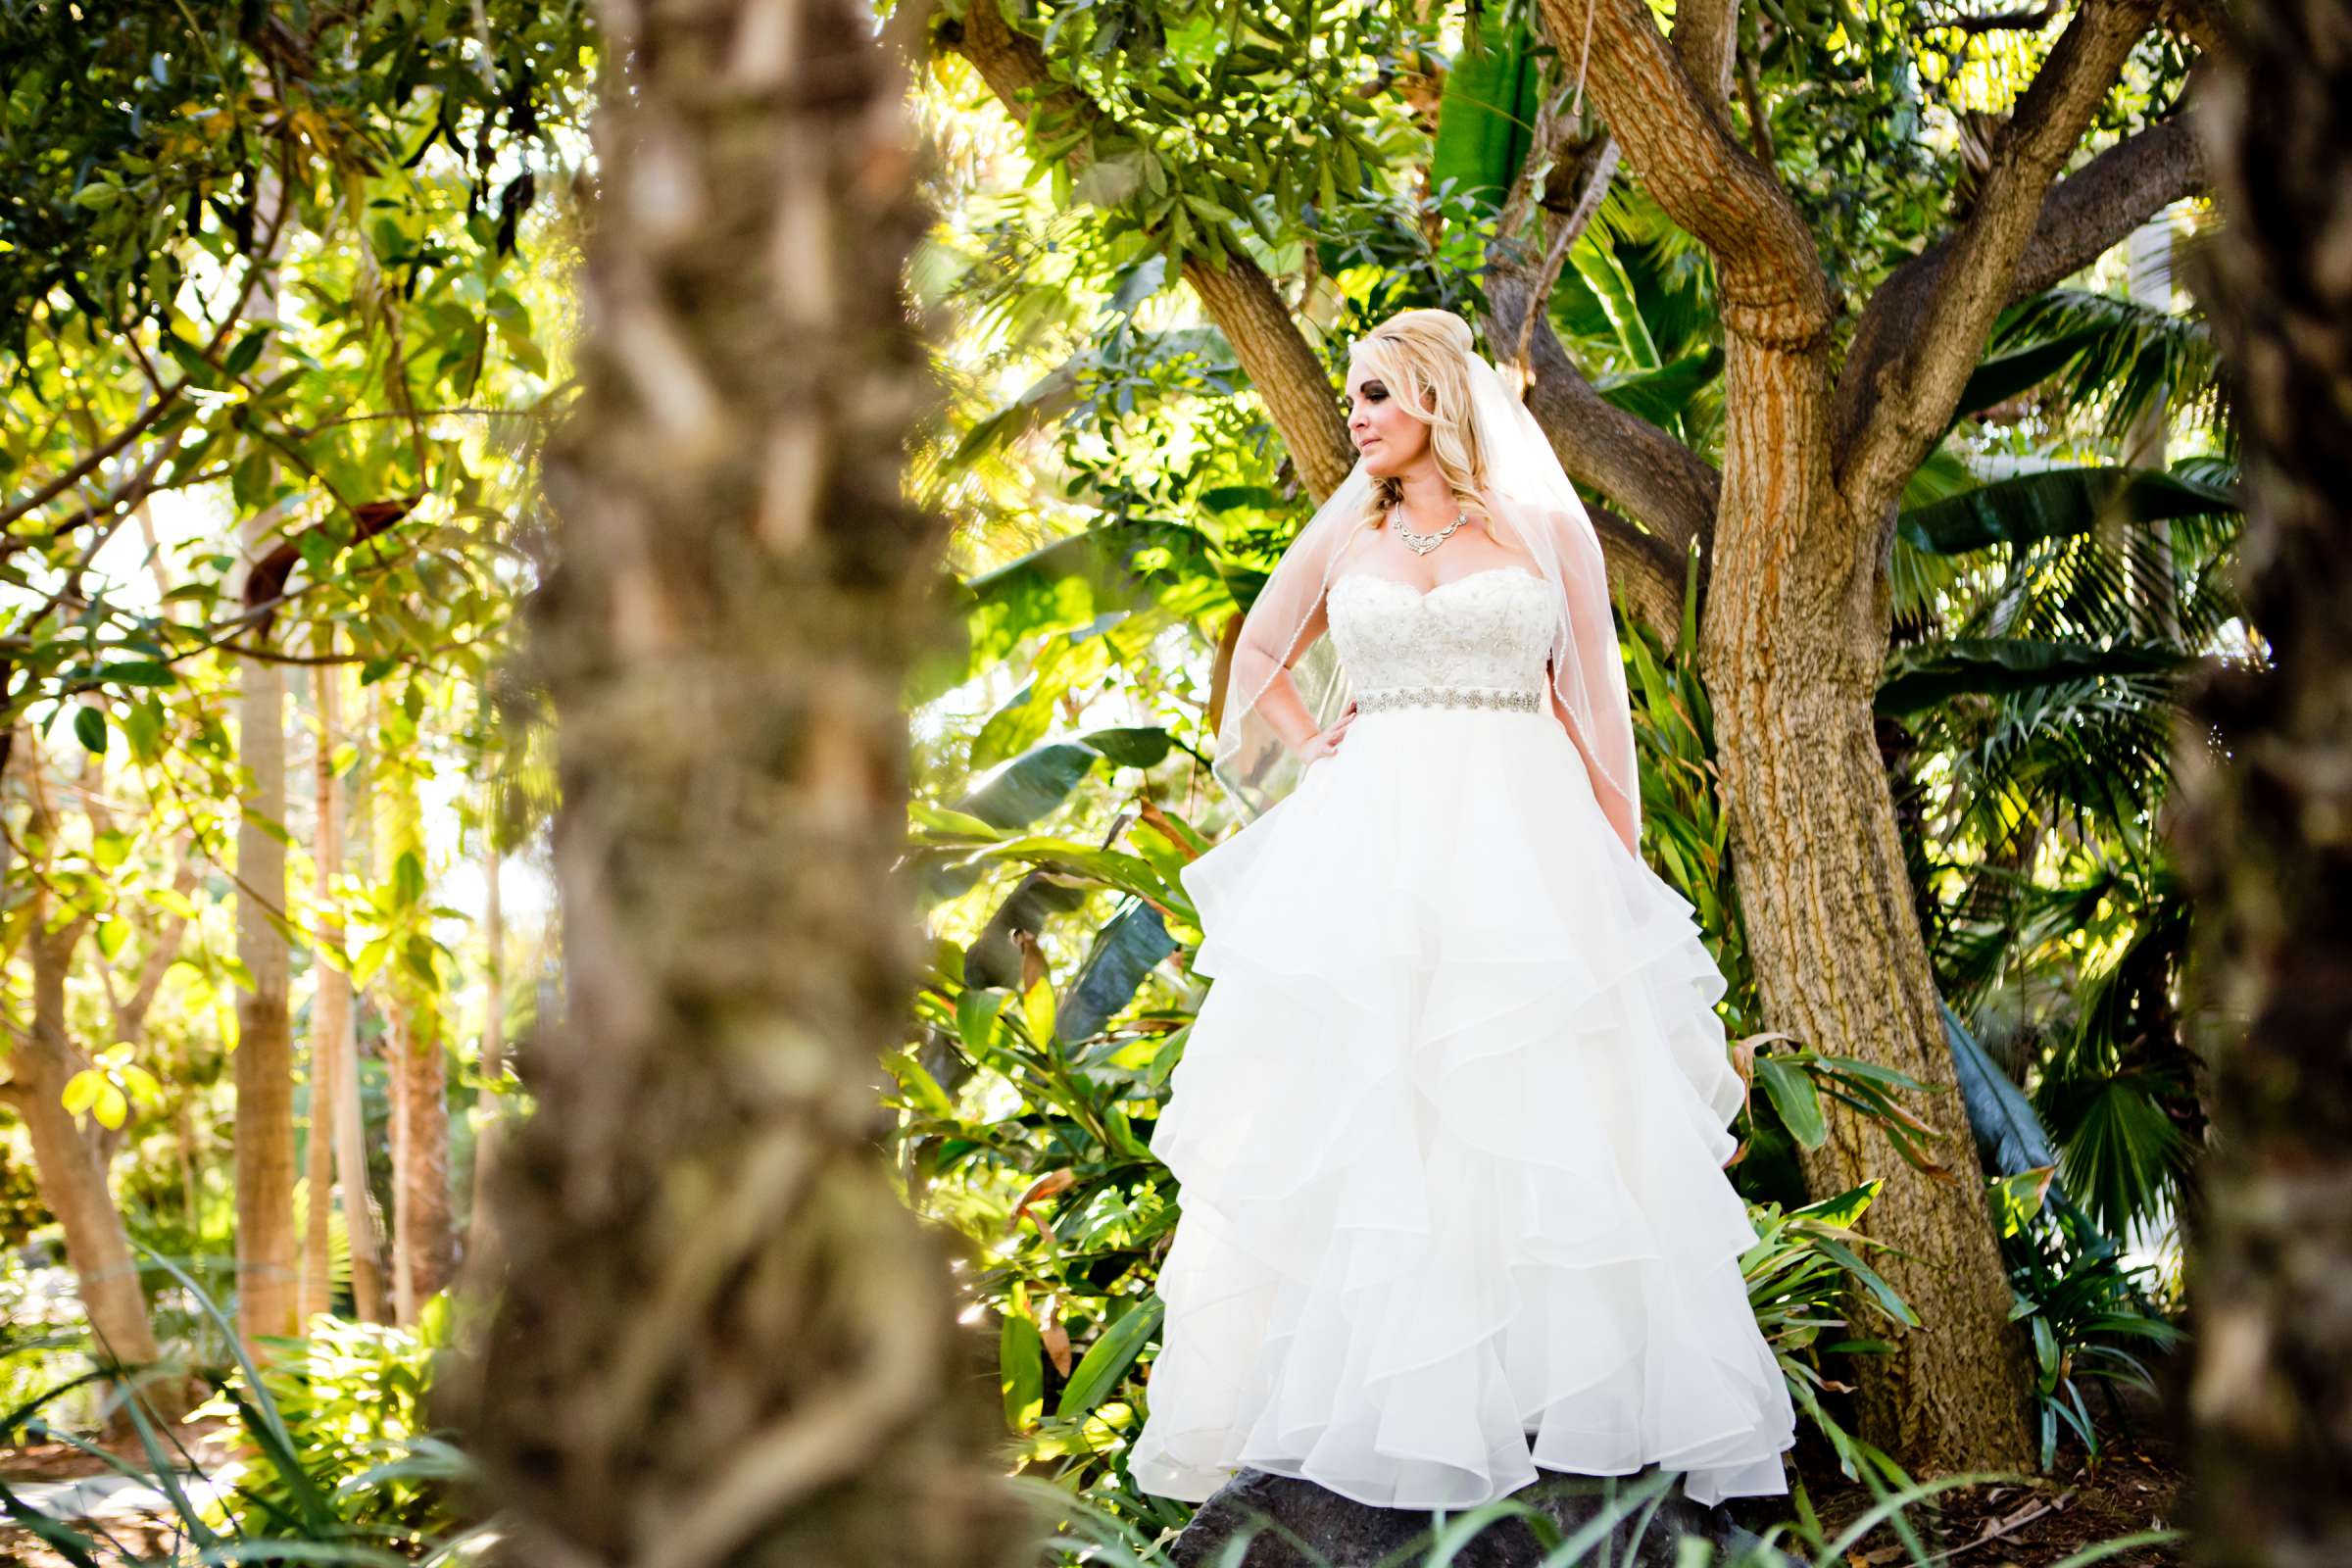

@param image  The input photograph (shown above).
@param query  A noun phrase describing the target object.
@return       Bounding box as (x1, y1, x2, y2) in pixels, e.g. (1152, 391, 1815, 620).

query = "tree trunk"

(454, 5, 1024, 1565)
(232, 156, 298, 1355)
(9, 970, 166, 1389)
(1700, 337, 2035, 1473)
(373, 723, 454, 1323)
(300, 697, 336, 1325)
(0, 743, 166, 1416)
(2177, 4, 2352, 1562)
(232, 640, 297, 1353)
(308, 658, 385, 1322)
(334, 695, 390, 1324)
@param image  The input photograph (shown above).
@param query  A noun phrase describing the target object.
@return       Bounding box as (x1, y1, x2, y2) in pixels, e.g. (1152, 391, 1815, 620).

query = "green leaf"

(1950, 327, 2109, 428)
(1000, 1313, 1045, 1432)
(1054, 901, 1179, 1047)
(1428, 12, 1538, 215)
(73, 707, 108, 755)
(97, 661, 176, 689)
(1755, 1054, 1827, 1148)
(61, 1070, 103, 1117)
(1791, 1180, 1883, 1230)
(956, 987, 1006, 1057)
(883, 1051, 956, 1119)
(223, 326, 271, 377)
(1897, 466, 2237, 556)
(1809, 1234, 1922, 1328)
(94, 917, 129, 959)
(1021, 973, 1057, 1048)
(1876, 638, 2185, 717)
(1055, 1297, 1162, 1418)
(393, 849, 427, 908)
(1595, 348, 1724, 428)
(954, 742, 1100, 830)
(1079, 726, 1174, 769)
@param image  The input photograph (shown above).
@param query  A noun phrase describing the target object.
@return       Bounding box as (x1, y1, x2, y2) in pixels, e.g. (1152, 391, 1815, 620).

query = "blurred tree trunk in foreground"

(2178, 4, 2352, 1565)
(453, 3, 1023, 1566)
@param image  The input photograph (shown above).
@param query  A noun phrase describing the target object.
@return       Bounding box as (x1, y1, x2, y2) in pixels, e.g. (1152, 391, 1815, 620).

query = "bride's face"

(1345, 362, 1432, 478)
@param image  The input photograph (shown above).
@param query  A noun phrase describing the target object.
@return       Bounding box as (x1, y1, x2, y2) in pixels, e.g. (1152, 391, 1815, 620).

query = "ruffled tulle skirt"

(1128, 703, 1796, 1511)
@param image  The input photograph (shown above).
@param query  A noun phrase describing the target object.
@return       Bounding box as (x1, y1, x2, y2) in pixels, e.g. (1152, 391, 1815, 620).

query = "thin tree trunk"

(456, 6, 1023, 1564)
(233, 633, 297, 1352)
(232, 158, 298, 1355)
(300, 700, 335, 1325)
(314, 662, 387, 1324)
(374, 705, 454, 1323)
(2177, 4, 2352, 1562)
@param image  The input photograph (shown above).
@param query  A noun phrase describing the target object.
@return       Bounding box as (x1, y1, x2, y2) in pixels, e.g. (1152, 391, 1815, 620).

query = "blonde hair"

(1345, 308, 1490, 531)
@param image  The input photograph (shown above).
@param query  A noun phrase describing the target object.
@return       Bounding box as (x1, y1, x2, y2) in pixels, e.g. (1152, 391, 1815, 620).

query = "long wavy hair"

(1345, 308, 1492, 533)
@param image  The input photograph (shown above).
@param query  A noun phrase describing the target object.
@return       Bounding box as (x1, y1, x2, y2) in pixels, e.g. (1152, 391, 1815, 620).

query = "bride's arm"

(1545, 662, 1640, 858)
(1232, 592, 1332, 757)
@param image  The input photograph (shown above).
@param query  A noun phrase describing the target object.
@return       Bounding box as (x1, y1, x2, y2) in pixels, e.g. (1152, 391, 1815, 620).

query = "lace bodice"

(1326, 567, 1554, 693)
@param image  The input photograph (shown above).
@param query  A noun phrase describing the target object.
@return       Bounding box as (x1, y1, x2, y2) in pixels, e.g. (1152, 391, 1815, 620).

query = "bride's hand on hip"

(1298, 701, 1359, 768)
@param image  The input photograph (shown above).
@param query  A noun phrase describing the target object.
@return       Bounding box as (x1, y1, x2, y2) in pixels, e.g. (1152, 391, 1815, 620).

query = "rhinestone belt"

(1354, 684, 1544, 713)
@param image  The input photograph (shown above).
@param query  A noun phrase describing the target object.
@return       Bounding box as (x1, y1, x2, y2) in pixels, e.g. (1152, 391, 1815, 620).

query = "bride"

(1126, 308, 1797, 1512)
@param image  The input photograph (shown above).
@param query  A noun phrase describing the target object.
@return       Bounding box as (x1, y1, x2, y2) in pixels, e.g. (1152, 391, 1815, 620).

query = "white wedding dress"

(1128, 566, 1797, 1511)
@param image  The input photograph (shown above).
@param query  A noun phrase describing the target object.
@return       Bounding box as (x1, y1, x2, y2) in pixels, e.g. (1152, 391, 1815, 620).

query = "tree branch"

(1671, 0, 1742, 132)
(1834, 113, 2206, 468)
(1, 394, 182, 531)
(1836, 0, 2166, 519)
(1533, 0, 1829, 349)
(1592, 502, 1689, 640)
(1940, 3, 2061, 35)
(1480, 93, 1716, 624)
(2, 182, 292, 535)
(2159, 0, 2230, 58)
(1495, 280, 1722, 560)
(938, 2, 1353, 499)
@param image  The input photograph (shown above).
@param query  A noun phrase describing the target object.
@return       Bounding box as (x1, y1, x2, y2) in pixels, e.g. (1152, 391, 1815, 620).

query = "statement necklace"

(1391, 502, 1468, 556)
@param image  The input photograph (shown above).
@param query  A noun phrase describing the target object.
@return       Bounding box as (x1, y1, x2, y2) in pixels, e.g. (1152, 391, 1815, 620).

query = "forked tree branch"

(1833, 114, 2206, 467)
(1532, 0, 1829, 350)
(1482, 98, 1713, 628)
(1670, 0, 1742, 133)
(1836, 0, 2166, 519)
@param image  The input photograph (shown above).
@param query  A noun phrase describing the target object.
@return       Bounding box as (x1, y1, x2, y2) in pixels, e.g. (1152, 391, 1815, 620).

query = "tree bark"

(456, 5, 1023, 1565)
(2176, 4, 2352, 1562)
(0, 742, 166, 1416)
(374, 720, 454, 1323)
(1700, 343, 2034, 1460)
(300, 695, 336, 1325)
(232, 621, 298, 1353)
(232, 150, 299, 1356)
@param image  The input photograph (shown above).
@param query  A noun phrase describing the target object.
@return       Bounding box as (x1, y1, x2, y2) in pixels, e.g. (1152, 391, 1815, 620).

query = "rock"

(1165, 1466, 1767, 1567)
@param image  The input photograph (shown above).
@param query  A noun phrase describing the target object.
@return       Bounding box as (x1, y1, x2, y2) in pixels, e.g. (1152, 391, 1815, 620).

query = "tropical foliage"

(0, 0, 2235, 1565)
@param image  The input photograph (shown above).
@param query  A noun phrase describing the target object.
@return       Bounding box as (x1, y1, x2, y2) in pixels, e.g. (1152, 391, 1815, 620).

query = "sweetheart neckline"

(1328, 566, 1546, 600)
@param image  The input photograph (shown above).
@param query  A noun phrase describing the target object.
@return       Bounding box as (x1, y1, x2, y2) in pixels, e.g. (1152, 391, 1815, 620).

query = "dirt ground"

(1776, 1371, 2187, 1567)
